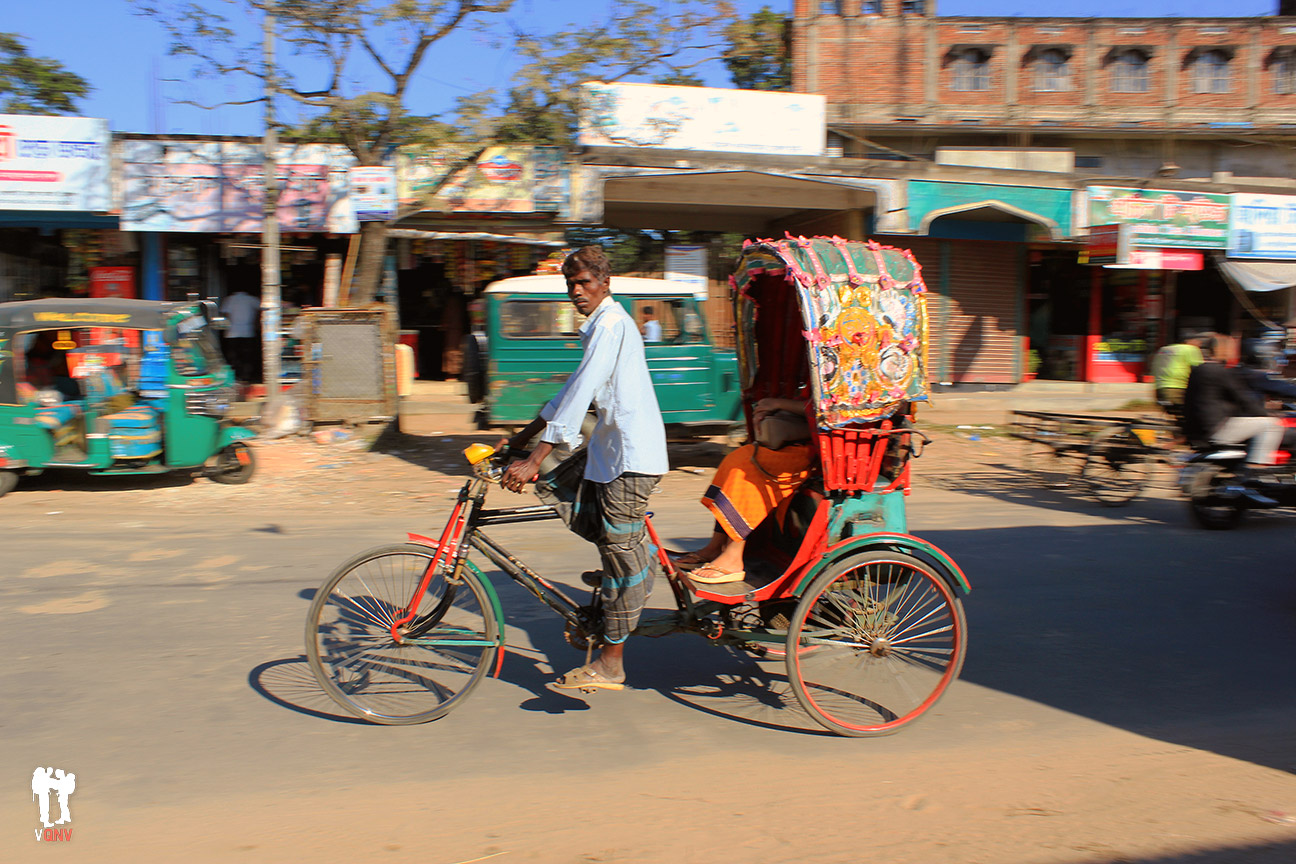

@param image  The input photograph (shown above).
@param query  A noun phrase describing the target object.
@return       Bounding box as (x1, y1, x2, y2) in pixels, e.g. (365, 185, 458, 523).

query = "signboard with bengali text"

(1228, 192, 1296, 259)
(1087, 186, 1229, 250)
(0, 114, 110, 212)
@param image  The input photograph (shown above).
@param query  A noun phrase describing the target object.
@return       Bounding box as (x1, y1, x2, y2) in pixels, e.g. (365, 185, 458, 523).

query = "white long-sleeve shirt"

(539, 295, 668, 483)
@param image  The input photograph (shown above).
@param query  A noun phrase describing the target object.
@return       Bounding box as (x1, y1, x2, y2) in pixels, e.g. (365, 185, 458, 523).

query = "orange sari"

(702, 442, 815, 541)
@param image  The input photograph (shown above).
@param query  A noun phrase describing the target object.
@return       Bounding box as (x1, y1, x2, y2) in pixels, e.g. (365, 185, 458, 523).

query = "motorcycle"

(1179, 413, 1296, 529)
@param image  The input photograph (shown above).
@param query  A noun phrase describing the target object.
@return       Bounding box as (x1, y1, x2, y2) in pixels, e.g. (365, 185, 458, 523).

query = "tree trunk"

(349, 221, 388, 306)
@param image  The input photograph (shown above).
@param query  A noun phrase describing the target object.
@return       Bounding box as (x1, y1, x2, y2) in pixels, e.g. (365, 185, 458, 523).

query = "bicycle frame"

(390, 458, 794, 656)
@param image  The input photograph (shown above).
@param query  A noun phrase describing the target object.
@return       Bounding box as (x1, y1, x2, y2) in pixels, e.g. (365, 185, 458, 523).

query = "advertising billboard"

(578, 82, 826, 157)
(0, 114, 110, 212)
(1086, 186, 1229, 250)
(119, 140, 358, 233)
(1228, 193, 1296, 259)
(349, 166, 397, 221)
(397, 146, 569, 214)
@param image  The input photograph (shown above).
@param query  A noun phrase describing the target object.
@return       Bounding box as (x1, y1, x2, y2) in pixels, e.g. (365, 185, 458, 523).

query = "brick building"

(788, 1, 1296, 385)
(794, 0, 1296, 175)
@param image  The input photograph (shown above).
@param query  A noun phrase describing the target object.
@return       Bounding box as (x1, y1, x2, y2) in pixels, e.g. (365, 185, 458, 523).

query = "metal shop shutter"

(943, 240, 1021, 384)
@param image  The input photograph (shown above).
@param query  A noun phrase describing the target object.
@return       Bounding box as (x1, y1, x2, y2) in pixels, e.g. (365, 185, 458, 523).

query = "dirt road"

(2, 428, 1294, 863)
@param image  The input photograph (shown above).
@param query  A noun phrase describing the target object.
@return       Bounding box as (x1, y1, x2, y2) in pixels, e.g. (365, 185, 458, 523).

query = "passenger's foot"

(689, 564, 746, 584)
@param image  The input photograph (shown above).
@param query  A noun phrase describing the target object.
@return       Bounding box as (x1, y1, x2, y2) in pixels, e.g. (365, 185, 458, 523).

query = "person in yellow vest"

(1152, 331, 1210, 421)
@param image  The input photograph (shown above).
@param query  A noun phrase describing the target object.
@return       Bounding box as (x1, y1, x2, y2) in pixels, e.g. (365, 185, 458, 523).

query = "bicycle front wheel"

(306, 543, 499, 725)
(1082, 427, 1154, 506)
(786, 550, 967, 737)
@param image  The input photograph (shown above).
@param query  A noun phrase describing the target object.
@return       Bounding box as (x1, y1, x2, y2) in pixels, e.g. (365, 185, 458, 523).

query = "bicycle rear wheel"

(306, 543, 499, 725)
(786, 550, 966, 737)
(1082, 427, 1154, 506)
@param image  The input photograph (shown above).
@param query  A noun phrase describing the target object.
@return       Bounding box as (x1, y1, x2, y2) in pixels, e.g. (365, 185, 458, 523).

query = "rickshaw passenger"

(500, 246, 669, 693)
(673, 397, 815, 585)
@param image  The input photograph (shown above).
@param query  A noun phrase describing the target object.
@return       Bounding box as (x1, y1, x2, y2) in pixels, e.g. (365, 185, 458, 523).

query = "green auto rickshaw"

(463, 275, 741, 431)
(0, 297, 257, 497)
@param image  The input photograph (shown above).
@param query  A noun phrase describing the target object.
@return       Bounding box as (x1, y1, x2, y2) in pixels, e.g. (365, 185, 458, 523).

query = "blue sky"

(3, 0, 1279, 135)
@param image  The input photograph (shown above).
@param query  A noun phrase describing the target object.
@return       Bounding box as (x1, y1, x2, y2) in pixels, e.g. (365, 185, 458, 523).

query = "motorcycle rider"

(1183, 333, 1284, 504)
(1238, 335, 1296, 452)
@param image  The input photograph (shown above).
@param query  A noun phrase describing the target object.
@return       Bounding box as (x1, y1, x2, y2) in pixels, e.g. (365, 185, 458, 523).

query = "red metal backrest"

(814, 420, 914, 494)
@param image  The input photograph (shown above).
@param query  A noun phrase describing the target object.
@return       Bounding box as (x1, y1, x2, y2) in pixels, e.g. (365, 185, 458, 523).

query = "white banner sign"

(578, 82, 826, 157)
(0, 115, 110, 212)
(665, 245, 709, 299)
(1228, 192, 1296, 259)
(349, 166, 397, 221)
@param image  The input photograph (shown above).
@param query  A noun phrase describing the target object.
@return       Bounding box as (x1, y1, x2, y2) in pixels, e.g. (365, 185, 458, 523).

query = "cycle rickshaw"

(306, 236, 971, 737)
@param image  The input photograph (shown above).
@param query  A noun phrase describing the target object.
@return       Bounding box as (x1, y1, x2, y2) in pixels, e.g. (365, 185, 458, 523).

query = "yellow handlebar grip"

(463, 443, 495, 465)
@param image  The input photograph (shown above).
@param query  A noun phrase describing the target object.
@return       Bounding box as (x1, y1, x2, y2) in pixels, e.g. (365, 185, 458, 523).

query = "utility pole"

(260, 2, 283, 421)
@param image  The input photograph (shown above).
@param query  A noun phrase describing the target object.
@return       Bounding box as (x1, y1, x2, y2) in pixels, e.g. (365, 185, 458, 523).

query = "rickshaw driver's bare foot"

(592, 642, 625, 680)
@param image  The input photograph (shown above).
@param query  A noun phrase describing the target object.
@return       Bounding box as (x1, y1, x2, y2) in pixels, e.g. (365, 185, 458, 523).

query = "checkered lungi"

(534, 450, 661, 644)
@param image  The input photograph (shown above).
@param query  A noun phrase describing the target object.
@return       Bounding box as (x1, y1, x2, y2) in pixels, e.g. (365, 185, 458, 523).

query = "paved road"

(2, 432, 1294, 862)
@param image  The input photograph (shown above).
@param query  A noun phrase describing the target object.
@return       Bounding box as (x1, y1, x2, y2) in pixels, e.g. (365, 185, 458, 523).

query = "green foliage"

(134, 0, 515, 164)
(722, 6, 790, 91)
(0, 32, 91, 115)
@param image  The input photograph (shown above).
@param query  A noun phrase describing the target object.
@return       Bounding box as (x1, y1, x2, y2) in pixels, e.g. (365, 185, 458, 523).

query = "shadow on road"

(920, 459, 1189, 524)
(1091, 838, 1296, 863)
(922, 519, 1296, 776)
(248, 656, 372, 725)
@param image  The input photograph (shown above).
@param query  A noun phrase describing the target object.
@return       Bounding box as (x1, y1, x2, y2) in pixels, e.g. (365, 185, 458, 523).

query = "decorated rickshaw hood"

(733, 236, 929, 428)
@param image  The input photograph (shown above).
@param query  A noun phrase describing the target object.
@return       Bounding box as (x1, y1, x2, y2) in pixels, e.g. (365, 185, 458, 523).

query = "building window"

(1192, 49, 1231, 94)
(860, 0, 882, 13)
(1275, 51, 1296, 94)
(1111, 49, 1150, 93)
(1034, 49, 1072, 92)
(901, 0, 926, 13)
(951, 48, 992, 92)
(819, 0, 841, 14)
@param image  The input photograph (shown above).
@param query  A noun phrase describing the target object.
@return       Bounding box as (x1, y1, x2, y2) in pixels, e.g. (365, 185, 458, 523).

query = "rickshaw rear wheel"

(0, 470, 18, 498)
(786, 549, 967, 737)
(210, 441, 256, 484)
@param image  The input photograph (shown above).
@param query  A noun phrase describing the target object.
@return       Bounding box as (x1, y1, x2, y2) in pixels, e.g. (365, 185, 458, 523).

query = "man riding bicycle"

(500, 246, 669, 692)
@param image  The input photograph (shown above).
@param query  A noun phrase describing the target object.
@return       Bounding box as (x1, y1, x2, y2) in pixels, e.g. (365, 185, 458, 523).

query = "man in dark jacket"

(1183, 334, 1283, 467)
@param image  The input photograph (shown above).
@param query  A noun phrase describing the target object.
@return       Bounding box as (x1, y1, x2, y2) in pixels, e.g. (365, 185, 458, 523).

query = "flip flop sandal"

(552, 664, 626, 692)
(667, 550, 709, 572)
(688, 564, 746, 585)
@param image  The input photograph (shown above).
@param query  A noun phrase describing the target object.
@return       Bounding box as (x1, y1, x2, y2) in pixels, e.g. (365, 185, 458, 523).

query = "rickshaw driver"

(499, 246, 669, 692)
